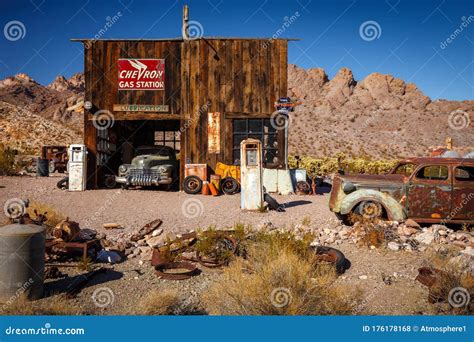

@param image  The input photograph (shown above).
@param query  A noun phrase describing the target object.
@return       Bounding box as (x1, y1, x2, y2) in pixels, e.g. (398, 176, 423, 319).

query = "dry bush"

(0, 295, 82, 315)
(135, 289, 181, 315)
(421, 245, 473, 313)
(203, 234, 358, 315)
(0, 145, 16, 176)
(27, 202, 66, 229)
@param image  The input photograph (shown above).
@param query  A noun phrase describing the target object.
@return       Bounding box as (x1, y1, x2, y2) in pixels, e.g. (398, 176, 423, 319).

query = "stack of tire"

(183, 176, 239, 195)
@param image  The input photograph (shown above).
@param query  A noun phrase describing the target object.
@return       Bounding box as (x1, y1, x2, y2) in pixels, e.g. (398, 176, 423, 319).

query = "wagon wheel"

(296, 181, 310, 194)
(221, 177, 239, 195)
(357, 201, 383, 220)
(183, 175, 203, 194)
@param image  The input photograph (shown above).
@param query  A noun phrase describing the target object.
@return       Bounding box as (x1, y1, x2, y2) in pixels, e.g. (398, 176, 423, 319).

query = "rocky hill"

(0, 73, 83, 153)
(0, 101, 81, 153)
(288, 64, 473, 158)
(0, 67, 472, 158)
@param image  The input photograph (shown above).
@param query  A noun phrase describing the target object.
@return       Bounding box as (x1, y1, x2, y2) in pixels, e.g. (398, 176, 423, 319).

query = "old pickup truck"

(329, 158, 474, 225)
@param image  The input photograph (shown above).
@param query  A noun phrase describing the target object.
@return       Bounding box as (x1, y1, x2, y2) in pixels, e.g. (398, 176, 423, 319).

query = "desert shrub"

(203, 232, 358, 315)
(135, 289, 182, 315)
(0, 145, 17, 176)
(0, 295, 82, 315)
(26, 202, 66, 229)
(289, 154, 398, 177)
(421, 245, 473, 313)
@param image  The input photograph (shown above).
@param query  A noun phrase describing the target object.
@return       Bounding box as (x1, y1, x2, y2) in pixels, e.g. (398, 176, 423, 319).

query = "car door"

(407, 164, 452, 220)
(451, 164, 474, 221)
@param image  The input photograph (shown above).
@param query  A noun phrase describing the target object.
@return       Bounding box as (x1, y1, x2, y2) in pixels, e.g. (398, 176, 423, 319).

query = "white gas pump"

(67, 144, 87, 191)
(240, 139, 263, 210)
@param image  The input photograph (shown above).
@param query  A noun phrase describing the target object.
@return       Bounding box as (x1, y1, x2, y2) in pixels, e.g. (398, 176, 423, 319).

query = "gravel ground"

(0, 175, 441, 315)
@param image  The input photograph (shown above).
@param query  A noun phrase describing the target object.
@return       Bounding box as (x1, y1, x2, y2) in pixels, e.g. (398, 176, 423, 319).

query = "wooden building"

(72, 37, 293, 189)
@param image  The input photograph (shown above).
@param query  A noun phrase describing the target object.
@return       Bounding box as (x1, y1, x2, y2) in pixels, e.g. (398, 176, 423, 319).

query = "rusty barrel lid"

(0, 224, 45, 236)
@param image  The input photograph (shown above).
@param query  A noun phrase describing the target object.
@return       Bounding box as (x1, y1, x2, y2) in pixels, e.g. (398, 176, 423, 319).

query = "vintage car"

(115, 145, 179, 190)
(329, 157, 474, 225)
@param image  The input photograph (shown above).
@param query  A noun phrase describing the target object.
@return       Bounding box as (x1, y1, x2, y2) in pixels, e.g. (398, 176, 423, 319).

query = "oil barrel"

(0, 224, 45, 300)
(36, 158, 49, 177)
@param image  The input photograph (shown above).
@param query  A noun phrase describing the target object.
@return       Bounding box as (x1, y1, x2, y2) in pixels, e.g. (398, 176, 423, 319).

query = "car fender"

(339, 189, 406, 221)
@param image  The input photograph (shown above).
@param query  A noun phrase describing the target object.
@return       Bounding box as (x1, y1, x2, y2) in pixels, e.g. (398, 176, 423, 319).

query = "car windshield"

(392, 163, 415, 176)
(135, 146, 173, 158)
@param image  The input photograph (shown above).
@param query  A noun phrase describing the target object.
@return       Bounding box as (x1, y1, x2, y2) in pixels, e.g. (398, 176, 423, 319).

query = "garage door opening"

(98, 120, 182, 190)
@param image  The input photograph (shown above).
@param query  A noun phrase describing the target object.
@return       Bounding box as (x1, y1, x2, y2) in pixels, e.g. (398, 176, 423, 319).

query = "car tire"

(221, 177, 239, 195)
(356, 200, 383, 220)
(183, 175, 203, 194)
(104, 175, 117, 189)
(57, 177, 68, 190)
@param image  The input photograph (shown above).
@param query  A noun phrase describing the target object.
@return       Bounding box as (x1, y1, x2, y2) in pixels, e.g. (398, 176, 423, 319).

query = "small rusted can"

(0, 224, 45, 301)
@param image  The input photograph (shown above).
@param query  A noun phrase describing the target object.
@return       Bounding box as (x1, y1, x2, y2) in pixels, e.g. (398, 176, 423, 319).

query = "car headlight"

(342, 181, 356, 194)
(119, 165, 128, 174)
(158, 166, 167, 173)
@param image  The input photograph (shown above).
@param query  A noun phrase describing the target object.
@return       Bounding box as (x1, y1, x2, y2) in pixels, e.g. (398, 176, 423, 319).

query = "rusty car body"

(329, 157, 474, 225)
(41, 145, 68, 173)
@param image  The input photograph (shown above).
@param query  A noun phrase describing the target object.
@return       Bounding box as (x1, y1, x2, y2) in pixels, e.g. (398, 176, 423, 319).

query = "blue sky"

(0, 0, 473, 100)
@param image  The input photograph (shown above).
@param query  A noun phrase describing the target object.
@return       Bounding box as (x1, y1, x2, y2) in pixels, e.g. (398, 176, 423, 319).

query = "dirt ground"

(0, 175, 449, 315)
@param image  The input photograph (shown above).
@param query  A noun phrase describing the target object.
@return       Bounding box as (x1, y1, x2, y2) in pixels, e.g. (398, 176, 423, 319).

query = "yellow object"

(215, 162, 241, 182)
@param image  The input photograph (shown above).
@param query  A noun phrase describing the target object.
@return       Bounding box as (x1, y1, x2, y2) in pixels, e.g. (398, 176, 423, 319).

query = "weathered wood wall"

(82, 38, 288, 188)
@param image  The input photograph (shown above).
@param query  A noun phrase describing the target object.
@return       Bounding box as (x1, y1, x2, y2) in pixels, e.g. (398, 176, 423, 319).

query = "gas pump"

(67, 144, 87, 191)
(240, 139, 263, 210)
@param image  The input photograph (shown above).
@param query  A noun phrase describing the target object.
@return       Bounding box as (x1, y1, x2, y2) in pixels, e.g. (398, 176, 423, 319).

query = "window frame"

(232, 118, 279, 166)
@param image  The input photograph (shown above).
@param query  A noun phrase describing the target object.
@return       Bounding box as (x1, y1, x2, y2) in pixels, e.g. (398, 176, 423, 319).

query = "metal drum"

(0, 224, 45, 300)
(36, 158, 49, 177)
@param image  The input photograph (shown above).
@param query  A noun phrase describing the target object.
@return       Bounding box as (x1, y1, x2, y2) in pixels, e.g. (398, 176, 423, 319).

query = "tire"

(356, 200, 383, 220)
(48, 161, 56, 174)
(314, 246, 347, 274)
(221, 177, 239, 195)
(104, 175, 117, 189)
(296, 180, 310, 194)
(183, 175, 203, 194)
(57, 177, 68, 190)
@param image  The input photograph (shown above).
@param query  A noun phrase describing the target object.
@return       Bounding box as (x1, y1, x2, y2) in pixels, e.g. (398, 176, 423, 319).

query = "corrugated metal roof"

(70, 37, 299, 42)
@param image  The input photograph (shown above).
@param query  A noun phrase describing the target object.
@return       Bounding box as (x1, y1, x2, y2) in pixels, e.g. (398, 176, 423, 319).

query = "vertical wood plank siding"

(84, 39, 288, 187)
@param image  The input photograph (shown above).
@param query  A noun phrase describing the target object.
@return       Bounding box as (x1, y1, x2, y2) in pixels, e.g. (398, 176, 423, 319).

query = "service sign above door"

(118, 59, 165, 90)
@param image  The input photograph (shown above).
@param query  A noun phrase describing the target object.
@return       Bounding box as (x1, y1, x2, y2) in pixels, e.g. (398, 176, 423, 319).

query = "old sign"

(113, 104, 169, 112)
(208, 112, 220, 153)
(118, 59, 165, 90)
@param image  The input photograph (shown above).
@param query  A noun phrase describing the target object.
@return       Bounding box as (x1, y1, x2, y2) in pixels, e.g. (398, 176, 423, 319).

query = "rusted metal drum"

(0, 224, 45, 300)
